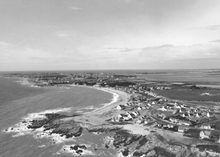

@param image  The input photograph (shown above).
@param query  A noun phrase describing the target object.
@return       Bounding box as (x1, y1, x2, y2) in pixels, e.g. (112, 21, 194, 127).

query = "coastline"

(2, 81, 130, 131)
(69, 84, 129, 115)
(2, 83, 130, 155)
(9, 77, 128, 116)
(14, 78, 128, 113)
(2, 80, 133, 156)
(66, 85, 130, 125)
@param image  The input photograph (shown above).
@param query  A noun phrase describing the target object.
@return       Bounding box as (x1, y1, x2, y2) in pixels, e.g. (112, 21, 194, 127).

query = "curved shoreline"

(1, 84, 130, 156)
(9, 77, 128, 116)
(13, 78, 128, 114)
(2, 83, 129, 135)
(69, 84, 129, 115)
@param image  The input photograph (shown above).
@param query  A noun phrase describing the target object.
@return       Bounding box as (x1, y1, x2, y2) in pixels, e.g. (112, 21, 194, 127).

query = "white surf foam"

(58, 144, 94, 156)
(3, 107, 72, 143)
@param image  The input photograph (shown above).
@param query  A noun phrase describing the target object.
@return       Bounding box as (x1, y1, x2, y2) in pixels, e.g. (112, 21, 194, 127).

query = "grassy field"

(196, 144, 220, 153)
(154, 88, 220, 102)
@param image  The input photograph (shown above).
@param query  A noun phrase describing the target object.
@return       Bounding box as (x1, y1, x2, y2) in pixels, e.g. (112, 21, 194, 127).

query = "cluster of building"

(110, 111, 140, 122)
(108, 82, 220, 144)
(199, 130, 220, 143)
(109, 85, 167, 125)
(156, 102, 216, 126)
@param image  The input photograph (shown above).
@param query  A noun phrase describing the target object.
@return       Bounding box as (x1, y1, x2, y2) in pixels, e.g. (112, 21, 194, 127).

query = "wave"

(3, 107, 72, 144)
(56, 144, 94, 156)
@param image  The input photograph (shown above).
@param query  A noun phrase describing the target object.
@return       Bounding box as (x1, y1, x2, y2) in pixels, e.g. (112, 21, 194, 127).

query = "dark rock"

(122, 148, 129, 156)
(51, 124, 83, 138)
(76, 150, 83, 154)
(70, 145, 87, 151)
(133, 151, 148, 157)
(196, 145, 220, 154)
(27, 113, 83, 138)
(113, 130, 142, 148)
(88, 127, 121, 134)
(27, 113, 70, 129)
(136, 137, 148, 149)
(28, 119, 49, 129)
(154, 147, 175, 157)
(44, 113, 69, 120)
(78, 145, 87, 150)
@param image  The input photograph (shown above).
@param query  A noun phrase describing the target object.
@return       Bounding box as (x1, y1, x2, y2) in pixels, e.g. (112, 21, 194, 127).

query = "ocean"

(0, 77, 112, 157)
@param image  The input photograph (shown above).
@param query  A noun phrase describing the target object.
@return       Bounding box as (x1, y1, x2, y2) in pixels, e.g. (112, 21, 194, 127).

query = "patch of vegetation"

(113, 130, 142, 148)
(87, 126, 121, 134)
(136, 137, 148, 149)
(154, 87, 220, 102)
(121, 148, 130, 156)
(196, 144, 220, 154)
(154, 147, 176, 157)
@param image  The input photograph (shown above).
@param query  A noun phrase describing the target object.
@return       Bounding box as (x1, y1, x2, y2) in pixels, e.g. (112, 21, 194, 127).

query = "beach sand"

(65, 85, 153, 136)
(69, 85, 130, 125)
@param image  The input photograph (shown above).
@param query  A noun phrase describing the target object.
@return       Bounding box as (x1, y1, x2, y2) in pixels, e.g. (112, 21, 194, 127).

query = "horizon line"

(0, 68, 220, 73)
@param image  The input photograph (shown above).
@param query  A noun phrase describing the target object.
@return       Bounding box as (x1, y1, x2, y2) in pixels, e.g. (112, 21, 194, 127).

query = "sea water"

(0, 77, 112, 157)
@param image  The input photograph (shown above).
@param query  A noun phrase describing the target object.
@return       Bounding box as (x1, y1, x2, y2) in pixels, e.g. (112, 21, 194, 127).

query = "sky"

(0, 0, 220, 71)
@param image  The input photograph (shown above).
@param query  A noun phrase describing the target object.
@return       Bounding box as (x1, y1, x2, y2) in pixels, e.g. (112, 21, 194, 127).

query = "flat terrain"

(154, 87, 220, 102)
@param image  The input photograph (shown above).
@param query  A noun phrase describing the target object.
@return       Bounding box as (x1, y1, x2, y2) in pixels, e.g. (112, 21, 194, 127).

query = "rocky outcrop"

(27, 113, 83, 138)
(50, 122, 83, 138)
(87, 125, 121, 134)
(103, 132, 193, 157)
(70, 145, 87, 155)
(60, 144, 94, 156)
(6, 111, 220, 157)
(27, 113, 70, 129)
(113, 130, 142, 148)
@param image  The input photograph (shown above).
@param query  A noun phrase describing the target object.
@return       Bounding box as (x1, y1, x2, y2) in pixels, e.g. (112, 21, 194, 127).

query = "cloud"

(211, 39, 220, 43)
(56, 32, 76, 38)
(70, 7, 82, 10)
(104, 47, 124, 50)
(142, 44, 174, 51)
(0, 41, 12, 48)
(187, 25, 220, 31)
(139, 43, 220, 62)
(57, 33, 69, 37)
(0, 44, 56, 63)
(0, 42, 18, 52)
(206, 25, 220, 31)
(119, 48, 135, 52)
(104, 47, 137, 52)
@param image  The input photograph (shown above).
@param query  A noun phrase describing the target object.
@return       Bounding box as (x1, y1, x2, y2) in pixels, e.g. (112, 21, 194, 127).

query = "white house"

(116, 105, 124, 110)
(200, 130, 211, 139)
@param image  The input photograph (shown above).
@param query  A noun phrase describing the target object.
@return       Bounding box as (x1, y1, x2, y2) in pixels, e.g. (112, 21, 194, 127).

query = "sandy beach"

(69, 85, 130, 125)
(87, 87, 129, 114)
